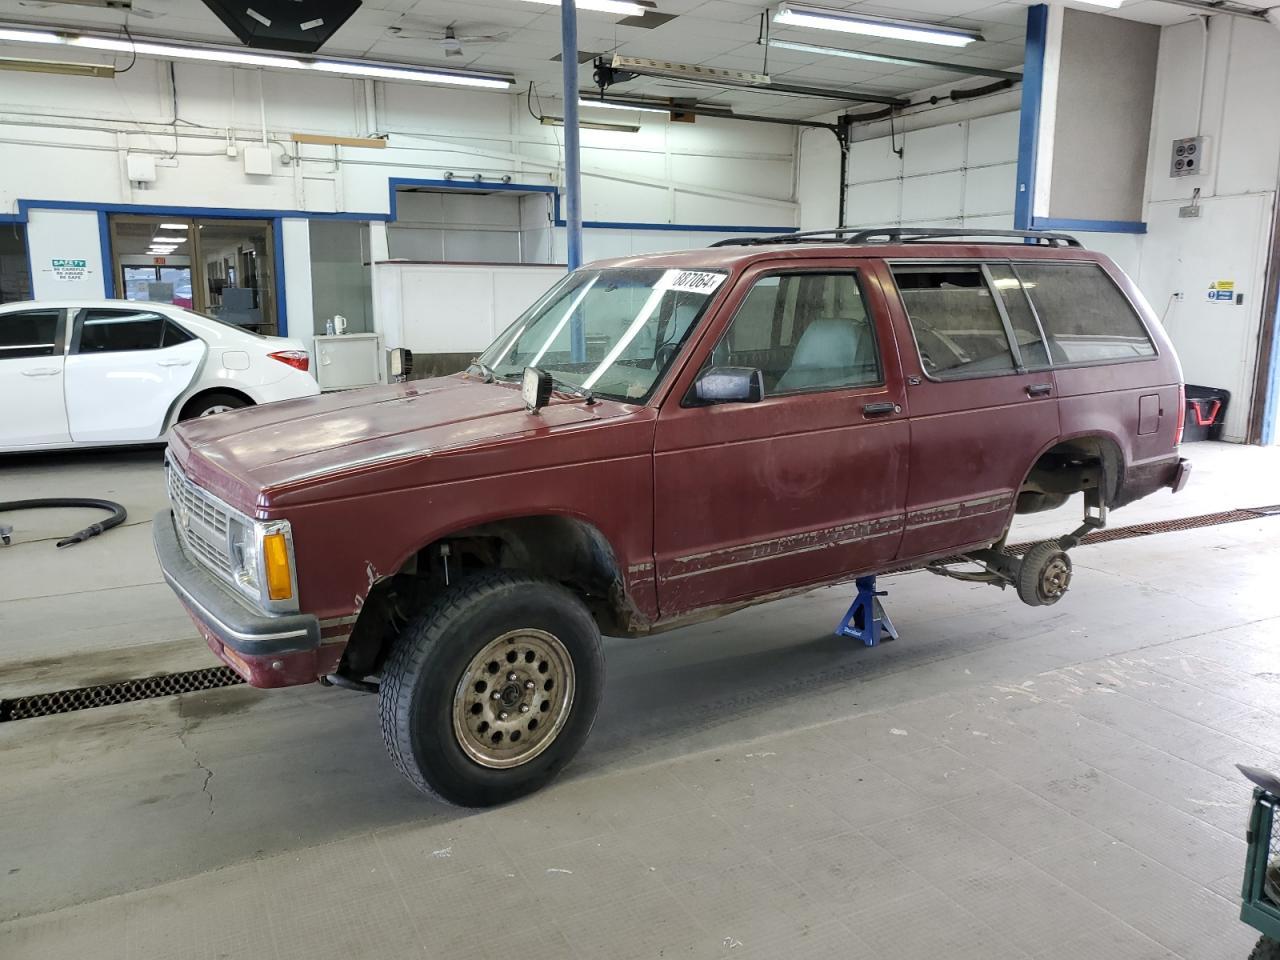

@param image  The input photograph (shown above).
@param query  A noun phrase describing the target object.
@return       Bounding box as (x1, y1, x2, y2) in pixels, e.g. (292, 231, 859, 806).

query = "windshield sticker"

(665, 271, 726, 295)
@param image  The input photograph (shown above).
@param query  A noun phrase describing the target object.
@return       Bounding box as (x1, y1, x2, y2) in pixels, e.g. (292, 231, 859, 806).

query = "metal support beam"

(560, 0, 586, 362)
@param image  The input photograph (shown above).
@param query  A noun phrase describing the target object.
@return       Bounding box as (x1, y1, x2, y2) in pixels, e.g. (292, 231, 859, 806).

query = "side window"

(987, 264, 1050, 369)
(1013, 262, 1156, 363)
(893, 265, 1015, 379)
(75, 309, 167, 354)
(714, 272, 882, 395)
(0, 309, 60, 360)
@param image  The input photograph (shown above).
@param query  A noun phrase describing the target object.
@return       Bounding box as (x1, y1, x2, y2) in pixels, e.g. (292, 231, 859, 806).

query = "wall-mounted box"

(1170, 136, 1209, 178)
(125, 153, 157, 183)
(243, 145, 272, 177)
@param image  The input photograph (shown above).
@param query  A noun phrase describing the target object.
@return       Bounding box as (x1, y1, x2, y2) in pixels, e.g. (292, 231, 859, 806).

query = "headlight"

(228, 517, 298, 613)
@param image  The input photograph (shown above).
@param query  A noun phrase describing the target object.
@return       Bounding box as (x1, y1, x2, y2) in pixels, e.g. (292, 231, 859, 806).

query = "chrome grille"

(166, 458, 236, 578)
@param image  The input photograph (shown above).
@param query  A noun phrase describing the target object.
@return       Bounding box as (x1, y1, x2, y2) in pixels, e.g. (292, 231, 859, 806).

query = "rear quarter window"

(1014, 261, 1155, 363)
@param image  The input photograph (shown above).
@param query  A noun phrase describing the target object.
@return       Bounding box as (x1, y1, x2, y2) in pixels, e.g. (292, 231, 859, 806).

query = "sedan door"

(64, 307, 206, 443)
(0, 307, 70, 447)
(652, 264, 910, 618)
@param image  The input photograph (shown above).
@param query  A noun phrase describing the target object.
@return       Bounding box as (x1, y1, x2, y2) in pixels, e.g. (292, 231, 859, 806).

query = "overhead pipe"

(560, 0, 586, 362)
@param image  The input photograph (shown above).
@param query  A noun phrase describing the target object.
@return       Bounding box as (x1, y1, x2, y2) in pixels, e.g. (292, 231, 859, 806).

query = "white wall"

(0, 58, 799, 231)
(1135, 16, 1280, 442)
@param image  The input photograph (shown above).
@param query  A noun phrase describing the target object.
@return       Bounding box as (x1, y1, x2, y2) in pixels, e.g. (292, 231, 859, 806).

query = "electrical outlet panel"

(1170, 136, 1208, 178)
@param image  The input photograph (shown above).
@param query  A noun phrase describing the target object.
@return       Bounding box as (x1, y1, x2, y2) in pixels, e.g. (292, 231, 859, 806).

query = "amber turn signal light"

(263, 531, 294, 601)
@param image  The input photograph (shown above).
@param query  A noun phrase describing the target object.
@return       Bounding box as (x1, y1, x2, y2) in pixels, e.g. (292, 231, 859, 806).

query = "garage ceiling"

(0, 0, 1263, 118)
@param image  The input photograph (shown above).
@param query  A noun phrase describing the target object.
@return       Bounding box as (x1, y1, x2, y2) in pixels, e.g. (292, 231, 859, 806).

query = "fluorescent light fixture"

(0, 23, 515, 88)
(519, 0, 647, 16)
(772, 3, 982, 47)
(1069, 0, 1126, 7)
(0, 28, 59, 42)
(312, 60, 511, 89)
(540, 115, 640, 133)
(761, 37, 1021, 80)
(0, 56, 114, 77)
(153, 234, 186, 242)
(577, 96, 669, 115)
(158, 223, 189, 230)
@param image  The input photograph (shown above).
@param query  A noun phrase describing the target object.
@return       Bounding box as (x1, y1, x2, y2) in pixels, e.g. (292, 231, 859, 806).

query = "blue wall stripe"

(1014, 4, 1049, 232)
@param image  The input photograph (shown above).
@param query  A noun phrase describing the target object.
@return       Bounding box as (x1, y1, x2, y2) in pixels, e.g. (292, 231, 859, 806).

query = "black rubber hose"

(0, 499, 128, 548)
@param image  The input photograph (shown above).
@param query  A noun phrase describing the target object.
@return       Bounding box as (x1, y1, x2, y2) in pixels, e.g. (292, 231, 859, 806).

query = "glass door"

(109, 216, 278, 335)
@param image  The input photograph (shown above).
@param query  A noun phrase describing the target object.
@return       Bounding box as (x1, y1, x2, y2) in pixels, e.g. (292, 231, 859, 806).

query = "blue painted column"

(560, 0, 586, 361)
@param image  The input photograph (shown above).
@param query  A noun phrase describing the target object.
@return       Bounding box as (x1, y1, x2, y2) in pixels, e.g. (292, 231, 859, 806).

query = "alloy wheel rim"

(452, 629, 575, 769)
(200, 405, 233, 416)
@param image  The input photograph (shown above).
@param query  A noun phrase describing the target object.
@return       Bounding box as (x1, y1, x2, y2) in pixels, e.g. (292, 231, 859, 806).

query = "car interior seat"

(775, 317, 870, 392)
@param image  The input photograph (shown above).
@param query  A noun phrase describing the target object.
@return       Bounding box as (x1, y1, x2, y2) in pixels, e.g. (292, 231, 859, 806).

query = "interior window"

(76, 309, 168, 354)
(0, 309, 60, 359)
(987, 264, 1050, 369)
(713, 272, 882, 395)
(893, 265, 1015, 379)
(1013, 262, 1156, 363)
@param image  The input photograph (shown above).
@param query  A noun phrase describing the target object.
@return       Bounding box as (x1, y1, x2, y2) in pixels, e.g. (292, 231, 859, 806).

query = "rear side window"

(892, 265, 1015, 379)
(0, 309, 60, 359)
(76, 309, 169, 353)
(1014, 262, 1155, 363)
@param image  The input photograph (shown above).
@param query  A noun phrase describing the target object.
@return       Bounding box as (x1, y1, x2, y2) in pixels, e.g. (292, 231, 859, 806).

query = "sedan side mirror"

(693, 366, 765, 404)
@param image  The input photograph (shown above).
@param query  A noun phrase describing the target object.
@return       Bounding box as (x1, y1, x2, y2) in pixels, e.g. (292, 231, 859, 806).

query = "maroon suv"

(154, 227, 1190, 805)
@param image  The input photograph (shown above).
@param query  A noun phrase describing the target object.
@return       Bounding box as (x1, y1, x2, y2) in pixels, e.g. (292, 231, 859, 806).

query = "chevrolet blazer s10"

(154, 227, 1191, 806)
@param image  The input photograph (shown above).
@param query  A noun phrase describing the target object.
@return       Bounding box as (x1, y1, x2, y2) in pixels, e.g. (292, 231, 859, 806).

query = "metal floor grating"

(0, 666, 243, 722)
(1, 504, 1277, 723)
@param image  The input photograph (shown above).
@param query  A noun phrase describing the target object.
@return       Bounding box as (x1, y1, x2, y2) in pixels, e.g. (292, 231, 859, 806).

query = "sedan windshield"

(477, 267, 727, 402)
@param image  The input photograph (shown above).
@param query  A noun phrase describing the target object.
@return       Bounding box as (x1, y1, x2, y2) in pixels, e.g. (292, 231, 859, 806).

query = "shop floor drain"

(0, 666, 243, 722)
(1, 504, 1276, 723)
(1006, 505, 1279, 555)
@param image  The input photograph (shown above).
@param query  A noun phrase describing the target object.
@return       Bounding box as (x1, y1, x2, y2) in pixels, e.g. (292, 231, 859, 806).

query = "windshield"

(477, 267, 728, 402)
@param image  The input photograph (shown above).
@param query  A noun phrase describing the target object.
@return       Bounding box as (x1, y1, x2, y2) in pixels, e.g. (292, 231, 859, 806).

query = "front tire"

(378, 571, 605, 806)
(1249, 937, 1280, 960)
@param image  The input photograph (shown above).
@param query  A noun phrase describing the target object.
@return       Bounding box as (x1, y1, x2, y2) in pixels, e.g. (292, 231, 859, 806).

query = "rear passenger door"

(884, 261, 1060, 560)
(653, 263, 909, 617)
(64, 307, 206, 443)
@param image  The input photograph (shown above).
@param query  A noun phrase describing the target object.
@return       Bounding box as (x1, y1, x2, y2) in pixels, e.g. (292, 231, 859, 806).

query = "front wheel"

(378, 571, 605, 806)
(1249, 936, 1280, 960)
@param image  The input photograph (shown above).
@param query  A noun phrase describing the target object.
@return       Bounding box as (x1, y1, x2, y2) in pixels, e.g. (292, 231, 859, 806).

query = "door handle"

(863, 401, 897, 418)
(1025, 383, 1053, 398)
(157, 358, 192, 367)
(21, 368, 61, 377)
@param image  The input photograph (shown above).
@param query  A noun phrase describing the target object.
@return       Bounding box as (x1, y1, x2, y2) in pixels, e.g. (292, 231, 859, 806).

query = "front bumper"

(153, 509, 339, 687)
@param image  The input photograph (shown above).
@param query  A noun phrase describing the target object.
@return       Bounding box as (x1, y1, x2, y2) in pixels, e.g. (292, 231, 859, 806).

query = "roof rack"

(710, 227, 1082, 248)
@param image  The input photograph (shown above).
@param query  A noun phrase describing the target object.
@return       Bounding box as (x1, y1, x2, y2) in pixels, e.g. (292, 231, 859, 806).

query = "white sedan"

(0, 299, 319, 452)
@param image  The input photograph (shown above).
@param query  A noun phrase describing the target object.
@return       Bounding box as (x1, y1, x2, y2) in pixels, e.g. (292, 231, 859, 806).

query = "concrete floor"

(1, 441, 1278, 958)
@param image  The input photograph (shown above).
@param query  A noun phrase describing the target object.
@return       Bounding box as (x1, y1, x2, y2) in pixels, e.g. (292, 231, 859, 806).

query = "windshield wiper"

(467, 360, 497, 383)
(547, 375, 597, 405)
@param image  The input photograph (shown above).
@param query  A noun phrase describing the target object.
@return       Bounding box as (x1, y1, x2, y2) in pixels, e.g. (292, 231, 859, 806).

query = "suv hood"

(170, 374, 640, 511)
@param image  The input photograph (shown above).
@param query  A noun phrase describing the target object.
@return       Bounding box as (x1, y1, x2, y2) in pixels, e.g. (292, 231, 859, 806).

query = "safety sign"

(1207, 279, 1236, 303)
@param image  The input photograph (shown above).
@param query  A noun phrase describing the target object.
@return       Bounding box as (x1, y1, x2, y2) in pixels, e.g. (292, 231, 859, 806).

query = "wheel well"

(339, 516, 635, 680)
(1016, 436, 1122, 515)
(175, 387, 254, 423)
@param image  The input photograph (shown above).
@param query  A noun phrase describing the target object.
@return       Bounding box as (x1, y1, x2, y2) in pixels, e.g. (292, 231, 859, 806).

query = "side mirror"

(694, 366, 765, 404)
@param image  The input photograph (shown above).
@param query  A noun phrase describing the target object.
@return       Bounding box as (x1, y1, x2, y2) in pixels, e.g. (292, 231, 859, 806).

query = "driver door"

(652, 262, 910, 618)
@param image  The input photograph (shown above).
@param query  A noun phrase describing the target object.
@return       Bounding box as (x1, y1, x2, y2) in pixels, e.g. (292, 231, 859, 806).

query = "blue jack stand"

(836, 575, 898, 647)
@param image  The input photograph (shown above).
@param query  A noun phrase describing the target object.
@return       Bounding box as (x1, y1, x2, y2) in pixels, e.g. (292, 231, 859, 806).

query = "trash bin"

(1183, 384, 1230, 442)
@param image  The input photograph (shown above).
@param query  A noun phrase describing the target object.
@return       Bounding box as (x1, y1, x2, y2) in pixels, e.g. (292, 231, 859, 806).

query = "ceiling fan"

(387, 21, 509, 58)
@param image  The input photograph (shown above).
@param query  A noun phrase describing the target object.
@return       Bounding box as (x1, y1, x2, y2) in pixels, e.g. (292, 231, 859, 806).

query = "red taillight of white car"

(269, 350, 310, 372)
